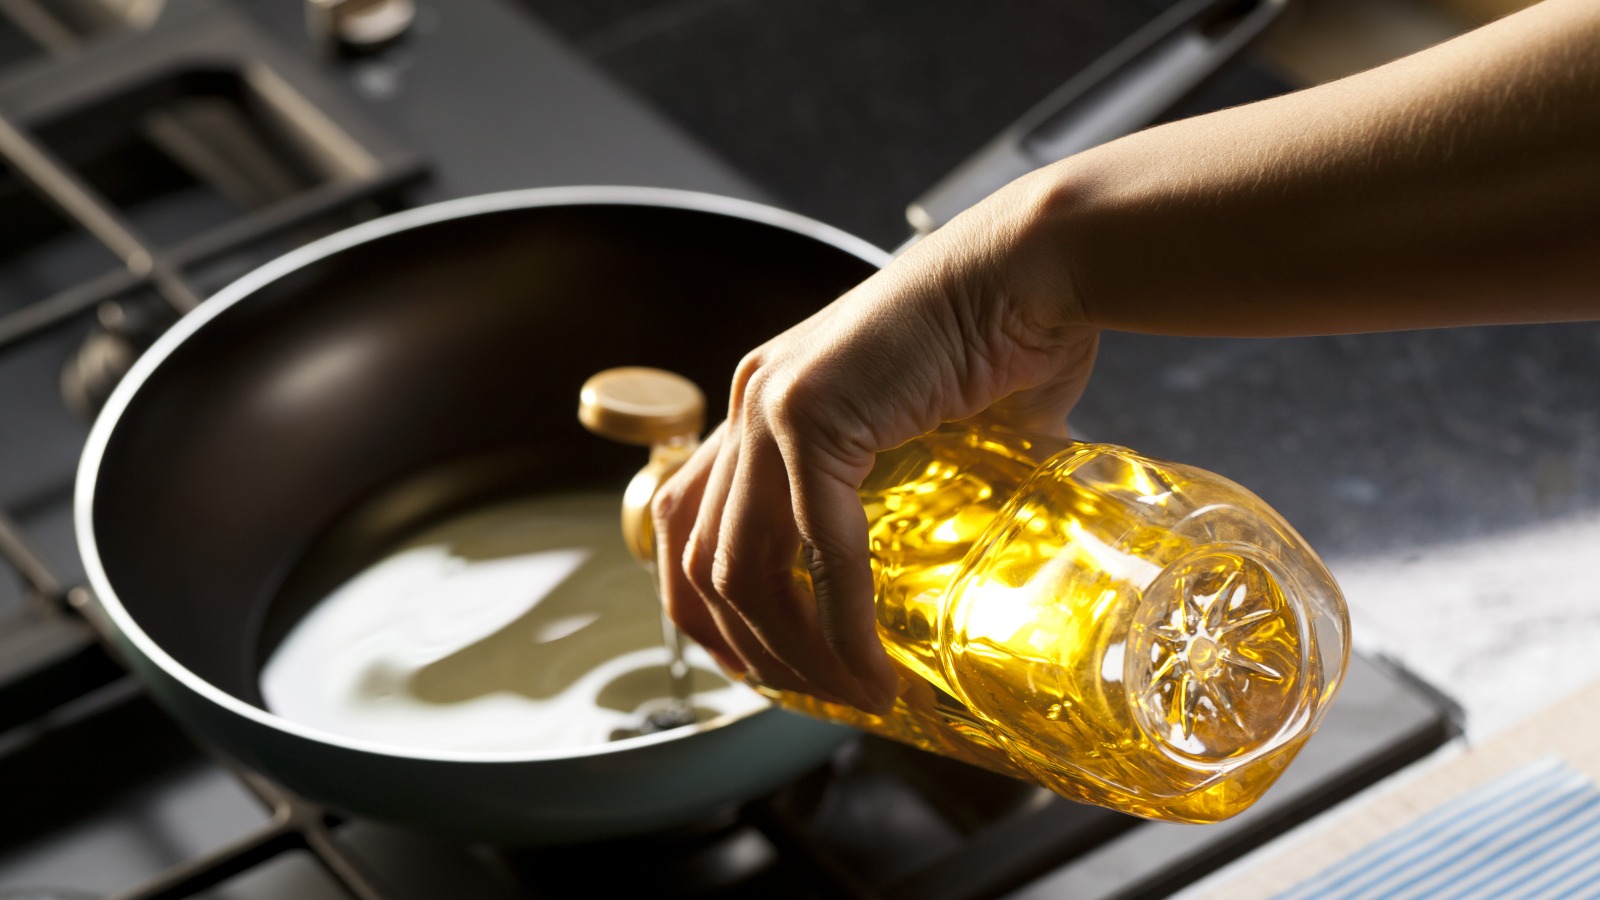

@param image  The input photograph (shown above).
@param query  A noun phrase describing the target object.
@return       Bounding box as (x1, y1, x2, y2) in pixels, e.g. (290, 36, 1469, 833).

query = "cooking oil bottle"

(580, 368, 1349, 824)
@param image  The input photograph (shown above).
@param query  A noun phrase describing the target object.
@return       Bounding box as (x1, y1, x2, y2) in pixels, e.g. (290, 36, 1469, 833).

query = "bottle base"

(1125, 544, 1318, 770)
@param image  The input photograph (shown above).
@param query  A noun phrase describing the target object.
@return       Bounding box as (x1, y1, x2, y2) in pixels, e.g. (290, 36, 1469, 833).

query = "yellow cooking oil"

(745, 423, 1346, 824)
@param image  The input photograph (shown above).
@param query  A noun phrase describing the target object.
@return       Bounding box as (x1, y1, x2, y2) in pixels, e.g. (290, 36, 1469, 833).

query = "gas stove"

(0, 1, 1455, 897)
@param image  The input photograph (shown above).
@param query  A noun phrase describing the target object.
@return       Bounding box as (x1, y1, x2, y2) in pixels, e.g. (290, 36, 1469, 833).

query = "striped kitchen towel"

(1277, 757, 1600, 899)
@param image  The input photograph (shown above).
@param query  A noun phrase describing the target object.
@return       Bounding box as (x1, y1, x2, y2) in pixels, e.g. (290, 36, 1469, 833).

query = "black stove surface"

(0, 657, 1448, 900)
(0, 1, 1455, 898)
(507, 0, 1287, 248)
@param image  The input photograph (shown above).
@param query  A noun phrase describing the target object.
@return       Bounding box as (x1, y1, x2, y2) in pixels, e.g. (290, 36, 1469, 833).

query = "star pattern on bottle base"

(1144, 565, 1285, 741)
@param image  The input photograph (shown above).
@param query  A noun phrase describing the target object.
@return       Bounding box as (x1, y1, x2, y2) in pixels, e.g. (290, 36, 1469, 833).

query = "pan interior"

(258, 472, 768, 753)
(86, 199, 879, 727)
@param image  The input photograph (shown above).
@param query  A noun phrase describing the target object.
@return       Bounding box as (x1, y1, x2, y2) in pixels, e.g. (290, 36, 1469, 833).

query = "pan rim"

(75, 185, 889, 764)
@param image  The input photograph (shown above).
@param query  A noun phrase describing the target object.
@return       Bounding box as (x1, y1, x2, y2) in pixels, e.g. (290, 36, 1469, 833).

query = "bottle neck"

(620, 432, 701, 569)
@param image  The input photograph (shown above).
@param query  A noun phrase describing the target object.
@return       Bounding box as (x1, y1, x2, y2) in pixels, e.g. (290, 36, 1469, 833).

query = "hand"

(652, 174, 1099, 711)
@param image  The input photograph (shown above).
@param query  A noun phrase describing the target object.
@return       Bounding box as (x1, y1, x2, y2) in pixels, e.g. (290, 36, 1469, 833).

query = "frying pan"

(73, 0, 1288, 843)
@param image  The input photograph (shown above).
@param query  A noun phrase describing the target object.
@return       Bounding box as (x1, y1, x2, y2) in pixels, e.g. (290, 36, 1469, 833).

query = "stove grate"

(0, 0, 426, 710)
(0, 3, 431, 897)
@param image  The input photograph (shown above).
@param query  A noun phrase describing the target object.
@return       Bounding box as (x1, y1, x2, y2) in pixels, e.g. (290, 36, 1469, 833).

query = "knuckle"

(736, 347, 816, 431)
(651, 480, 688, 534)
(765, 367, 867, 459)
(682, 531, 719, 600)
(799, 533, 852, 574)
(743, 367, 780, 422)
(709, 543, 741, 603)
(761, 374, 823, 446)
(733, 349, 765, 386)
(730, 349, 769, 410)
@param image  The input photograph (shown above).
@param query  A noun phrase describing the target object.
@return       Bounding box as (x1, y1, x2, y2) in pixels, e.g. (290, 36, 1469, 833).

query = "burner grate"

(0, 2, 426, 895)
(0, 0, 426, 362)
(111, 772, 393, 900)
(0, 0, 426, 710)
(0, 0, 137, 74)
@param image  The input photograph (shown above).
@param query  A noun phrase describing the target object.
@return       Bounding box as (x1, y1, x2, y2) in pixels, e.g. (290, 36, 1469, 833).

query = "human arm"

(653, 0, 1600, 712)
(1039, 0, 1600, 337)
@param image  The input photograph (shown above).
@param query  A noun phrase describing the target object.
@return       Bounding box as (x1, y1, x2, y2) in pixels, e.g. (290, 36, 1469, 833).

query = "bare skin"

(653, 0, 1600, 712)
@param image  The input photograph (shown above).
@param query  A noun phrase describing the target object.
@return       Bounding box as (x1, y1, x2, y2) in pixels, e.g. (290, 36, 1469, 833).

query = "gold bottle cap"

(579, 367, 705, 445)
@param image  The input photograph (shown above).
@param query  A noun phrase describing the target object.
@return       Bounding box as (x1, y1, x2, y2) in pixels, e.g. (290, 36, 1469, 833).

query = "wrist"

(987, 158, 1108, 335)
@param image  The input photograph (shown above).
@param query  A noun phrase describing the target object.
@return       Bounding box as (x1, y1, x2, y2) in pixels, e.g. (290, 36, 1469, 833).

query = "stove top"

(0, 1, 1456, 897)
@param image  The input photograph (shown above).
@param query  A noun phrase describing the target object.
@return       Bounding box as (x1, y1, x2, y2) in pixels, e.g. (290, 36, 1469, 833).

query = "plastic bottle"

(580, 368, 1349, 824)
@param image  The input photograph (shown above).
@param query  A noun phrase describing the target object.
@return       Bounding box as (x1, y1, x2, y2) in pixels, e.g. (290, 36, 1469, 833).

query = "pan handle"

(905, 0, 1291, 234)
